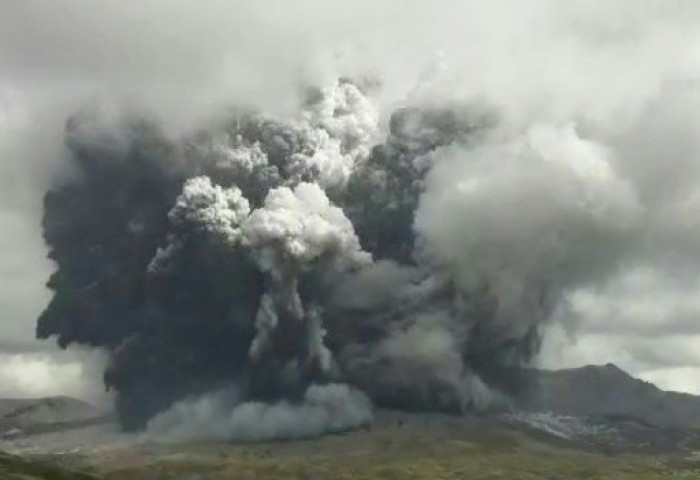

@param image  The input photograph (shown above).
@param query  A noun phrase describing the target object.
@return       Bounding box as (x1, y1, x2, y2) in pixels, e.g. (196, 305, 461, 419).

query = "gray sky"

(3, 0, 700, 399)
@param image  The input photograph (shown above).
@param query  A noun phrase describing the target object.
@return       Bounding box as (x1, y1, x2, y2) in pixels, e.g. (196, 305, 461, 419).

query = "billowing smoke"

(37, 75, 647, 439)
(147, 383, 372, 443)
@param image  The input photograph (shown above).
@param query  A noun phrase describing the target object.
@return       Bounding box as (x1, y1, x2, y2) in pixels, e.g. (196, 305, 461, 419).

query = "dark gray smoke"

(37, 78, 642, 437)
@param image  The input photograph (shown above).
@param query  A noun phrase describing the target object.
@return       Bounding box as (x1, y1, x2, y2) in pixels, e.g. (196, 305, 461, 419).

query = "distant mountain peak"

(514, 364, 700, 429)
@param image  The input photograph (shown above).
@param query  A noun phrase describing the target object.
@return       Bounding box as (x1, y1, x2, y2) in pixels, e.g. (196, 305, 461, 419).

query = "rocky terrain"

(2, 364, 700, 479)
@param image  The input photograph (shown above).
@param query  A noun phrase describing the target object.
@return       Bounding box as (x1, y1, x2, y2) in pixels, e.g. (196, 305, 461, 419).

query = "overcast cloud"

(3, 0, 700, 399)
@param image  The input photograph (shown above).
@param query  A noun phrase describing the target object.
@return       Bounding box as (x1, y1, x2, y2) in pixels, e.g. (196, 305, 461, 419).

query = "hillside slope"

(0, 397, 107, 439)
(512, 363, 700, 428)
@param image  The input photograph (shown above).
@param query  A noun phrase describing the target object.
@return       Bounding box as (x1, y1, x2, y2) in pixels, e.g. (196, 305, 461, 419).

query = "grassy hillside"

(0, 452, 98, 480)
(95, 443, 700, 480)
(42, 411, 699, 480)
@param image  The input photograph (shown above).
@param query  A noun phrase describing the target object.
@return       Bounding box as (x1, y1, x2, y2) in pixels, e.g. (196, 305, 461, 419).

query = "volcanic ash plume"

(37, 79, 641, 438)
(243, 181, 371, 400)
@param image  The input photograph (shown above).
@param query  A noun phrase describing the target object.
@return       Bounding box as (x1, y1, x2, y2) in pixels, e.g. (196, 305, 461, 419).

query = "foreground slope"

(0, 451, 97, 480)
(4, 364, 700, 479)
(23, 411, 697, 480)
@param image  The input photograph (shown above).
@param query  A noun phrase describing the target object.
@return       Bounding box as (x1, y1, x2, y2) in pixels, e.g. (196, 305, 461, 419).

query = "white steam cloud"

(416, 124, 642, 328)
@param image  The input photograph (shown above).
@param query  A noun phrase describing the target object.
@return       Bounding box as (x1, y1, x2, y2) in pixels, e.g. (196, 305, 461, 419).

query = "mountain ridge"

(510, 363, 700, 429)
